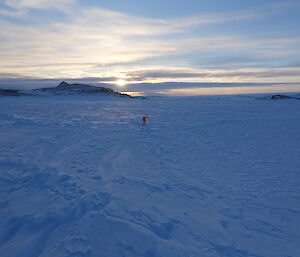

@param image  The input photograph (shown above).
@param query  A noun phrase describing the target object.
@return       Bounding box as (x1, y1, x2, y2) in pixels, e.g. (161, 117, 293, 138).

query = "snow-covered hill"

(0, 94, 299, 257)
(0, 82, 132, 97)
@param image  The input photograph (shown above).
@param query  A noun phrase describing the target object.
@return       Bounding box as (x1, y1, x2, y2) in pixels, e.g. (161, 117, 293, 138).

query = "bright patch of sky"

(0, 0, 300, 90)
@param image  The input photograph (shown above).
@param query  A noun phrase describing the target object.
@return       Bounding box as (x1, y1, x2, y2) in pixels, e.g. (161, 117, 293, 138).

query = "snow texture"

(0, 94, 299, 257)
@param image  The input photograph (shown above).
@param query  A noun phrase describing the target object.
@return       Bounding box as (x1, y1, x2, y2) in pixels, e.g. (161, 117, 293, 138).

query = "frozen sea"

(0, 94, 299, 257)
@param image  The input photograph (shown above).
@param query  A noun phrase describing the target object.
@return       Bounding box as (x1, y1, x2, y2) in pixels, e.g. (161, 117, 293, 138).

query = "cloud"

(1, 75, 299, 97)
(0, 1, 300, 82)
(4, 0, 74, 9)
(158, 84, 300, 96)
(0, 75, 119, 90)
(122, 68, 300, 83)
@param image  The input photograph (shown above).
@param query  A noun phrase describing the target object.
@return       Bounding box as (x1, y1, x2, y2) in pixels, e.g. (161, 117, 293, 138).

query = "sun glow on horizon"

(115, 79, 128, 87)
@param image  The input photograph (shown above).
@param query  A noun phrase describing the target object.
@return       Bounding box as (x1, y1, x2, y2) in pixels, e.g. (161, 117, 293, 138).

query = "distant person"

(142, 116, 148, 125)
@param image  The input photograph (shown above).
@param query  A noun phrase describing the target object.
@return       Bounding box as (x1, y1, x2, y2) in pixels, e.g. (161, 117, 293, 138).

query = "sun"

(115, 79, 127, 87)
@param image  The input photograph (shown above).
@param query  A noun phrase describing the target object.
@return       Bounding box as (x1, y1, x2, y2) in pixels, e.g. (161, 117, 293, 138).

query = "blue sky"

(0, 0, 300, 93)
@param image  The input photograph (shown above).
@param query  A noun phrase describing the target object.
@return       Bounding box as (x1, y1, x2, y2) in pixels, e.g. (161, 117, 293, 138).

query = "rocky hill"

(0, 82, 132, 97)
(0, 89, 22, 96)
(34, 81, 132, 97)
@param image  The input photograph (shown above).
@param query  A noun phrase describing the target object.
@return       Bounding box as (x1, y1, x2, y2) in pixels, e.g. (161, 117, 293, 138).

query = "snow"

(0, 94, 299, 257)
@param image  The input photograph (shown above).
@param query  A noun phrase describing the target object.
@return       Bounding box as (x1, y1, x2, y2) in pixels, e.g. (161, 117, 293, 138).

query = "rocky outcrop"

(271, 95, 292, 100)
(270, 94, 300, 100)
(0, 89, 21, 96)
(1, 82, 133, 98)
(35, 81, 132, 97)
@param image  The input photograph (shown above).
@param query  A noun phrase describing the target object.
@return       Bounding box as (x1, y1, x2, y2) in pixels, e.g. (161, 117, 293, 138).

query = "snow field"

(0, 94, 299, 257)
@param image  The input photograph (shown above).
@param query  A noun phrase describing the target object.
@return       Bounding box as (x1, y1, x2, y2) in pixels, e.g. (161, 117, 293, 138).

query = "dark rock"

(57, 81, 70, 88)
(36, 82, 132, 97)
(271, 94, 292, 100)
(0, 89, 21, 96)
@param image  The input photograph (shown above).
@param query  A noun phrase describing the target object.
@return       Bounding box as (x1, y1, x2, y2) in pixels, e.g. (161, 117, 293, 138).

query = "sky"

(0, 0, 300, 94)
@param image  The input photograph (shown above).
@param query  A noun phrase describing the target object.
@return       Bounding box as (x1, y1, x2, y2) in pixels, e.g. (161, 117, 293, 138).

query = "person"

(142, 116, 148, 125)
